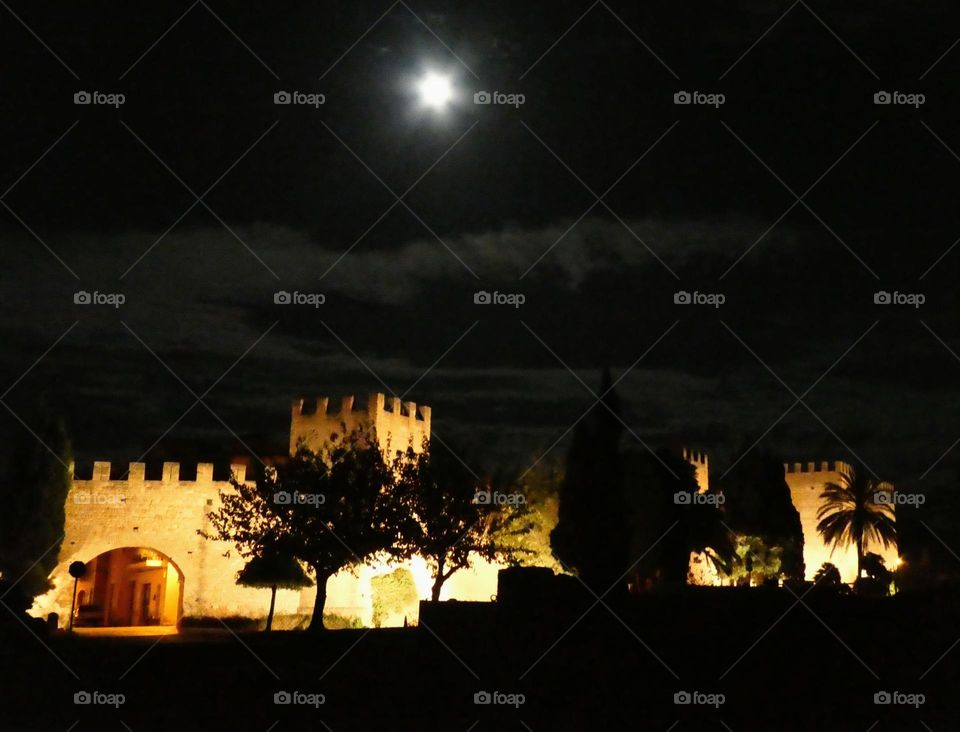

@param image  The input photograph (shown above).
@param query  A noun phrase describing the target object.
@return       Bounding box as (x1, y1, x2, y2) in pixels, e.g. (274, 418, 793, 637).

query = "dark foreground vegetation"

(2, 586, 957, 731)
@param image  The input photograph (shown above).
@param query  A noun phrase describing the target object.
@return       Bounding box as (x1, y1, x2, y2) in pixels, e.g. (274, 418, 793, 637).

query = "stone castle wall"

(290, 393, 431, 457)
(33, 461, 308, 624)
(784, 462, 898, 583)
(35, 394, 498, 629)
(687, 455, 900, 585)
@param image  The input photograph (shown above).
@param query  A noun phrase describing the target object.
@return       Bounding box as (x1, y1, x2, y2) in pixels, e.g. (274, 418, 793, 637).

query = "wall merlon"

(128, 462, 145, 481)
(783, 460, 854, 475)
(230, 464, 247, 483)
(681, 447, 707, 465)
(289, 392, 431, 455)
(163, 462, 180, 482)
(196, 463, 214, 481)
(93, 461, 111, 481)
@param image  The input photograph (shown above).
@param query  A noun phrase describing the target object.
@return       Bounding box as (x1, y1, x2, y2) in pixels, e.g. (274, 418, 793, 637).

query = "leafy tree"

(371, 567, 419, 627)
(855, 552, 894, 597)
(550, 369, 629, 594)
(236, 546, 312, 631)
(720, 447, 804, 580)
(813, 562, 842, 588)
(728, 535, 782, 586)
(0, 410, 71, 602)
(816, 465, 897, 581)
(203, 427, 401, 631)
(894, 464, 960, 590)
(627, 449, 735, 587)
(393, 440, 533, 601)
(494, 458, 563, 573)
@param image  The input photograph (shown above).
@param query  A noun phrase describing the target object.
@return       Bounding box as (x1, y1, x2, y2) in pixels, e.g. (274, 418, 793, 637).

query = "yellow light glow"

(144, 559, 163, 567)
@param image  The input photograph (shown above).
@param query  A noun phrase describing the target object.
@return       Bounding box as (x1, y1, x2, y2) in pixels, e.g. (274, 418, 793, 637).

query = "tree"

(720, 447, 804, 580)
(855, 552, 894, 597)
(493, 457, 563, 573)
(816, 465, 897, 581)
(813, 562, 842, 588)
(729, 536, 782, 587)
(0, 409, 72, 602)
(393, 440, 533, 601)
(236, 547, 312, 631)
(626, 449, 735, 587)
(203, 427, 401, 631)
(550, 369, 629, 594)
(371, 568, 418, 627)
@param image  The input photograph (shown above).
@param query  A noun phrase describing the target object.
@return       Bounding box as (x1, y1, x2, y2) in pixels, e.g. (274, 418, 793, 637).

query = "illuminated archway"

(72, 547, 184, 628)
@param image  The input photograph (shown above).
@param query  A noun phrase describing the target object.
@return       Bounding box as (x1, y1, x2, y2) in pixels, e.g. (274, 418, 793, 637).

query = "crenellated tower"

(289, 393, 432, 457)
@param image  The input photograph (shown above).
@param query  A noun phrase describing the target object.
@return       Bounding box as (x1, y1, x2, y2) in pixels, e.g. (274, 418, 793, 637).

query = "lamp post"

(67, 561, 87, 631)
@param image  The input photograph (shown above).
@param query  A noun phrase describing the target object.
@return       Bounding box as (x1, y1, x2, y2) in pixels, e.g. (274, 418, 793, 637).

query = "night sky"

(2, 1, 960, 497)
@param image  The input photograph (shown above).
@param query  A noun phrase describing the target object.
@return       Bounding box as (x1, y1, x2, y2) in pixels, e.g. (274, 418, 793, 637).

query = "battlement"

(681, 447, 710, 492)
(292, 393, 431, 422)
(289, 393, 432, 456)
(682, 447, 708, 465)
(69, 460, 248, 485)
(783, 460, 853, 475)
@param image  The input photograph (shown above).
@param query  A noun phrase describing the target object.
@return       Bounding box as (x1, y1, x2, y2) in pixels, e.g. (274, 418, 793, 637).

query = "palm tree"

(816, 465, 897, 580)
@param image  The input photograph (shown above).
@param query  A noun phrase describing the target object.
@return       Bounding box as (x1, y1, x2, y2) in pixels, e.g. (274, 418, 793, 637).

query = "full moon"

(416, 72, 453, 110)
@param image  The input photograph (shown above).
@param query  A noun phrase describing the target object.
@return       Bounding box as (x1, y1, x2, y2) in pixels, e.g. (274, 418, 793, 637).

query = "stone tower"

(289, 393, 432, 457)
(783, 461, 898, 582)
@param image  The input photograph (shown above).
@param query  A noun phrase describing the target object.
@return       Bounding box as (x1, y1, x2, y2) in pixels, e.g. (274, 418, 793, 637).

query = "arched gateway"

(71, 547, 183, 627)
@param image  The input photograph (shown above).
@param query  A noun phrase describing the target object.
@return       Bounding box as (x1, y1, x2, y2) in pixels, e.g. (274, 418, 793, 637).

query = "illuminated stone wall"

(290, 393, 431, 457)
(32, 461, 307, 626)
(783, 462, 899, 583)
(687, 456, 900, 586)
(683, 447, 722, 586)
(34, 394, 498, 629)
